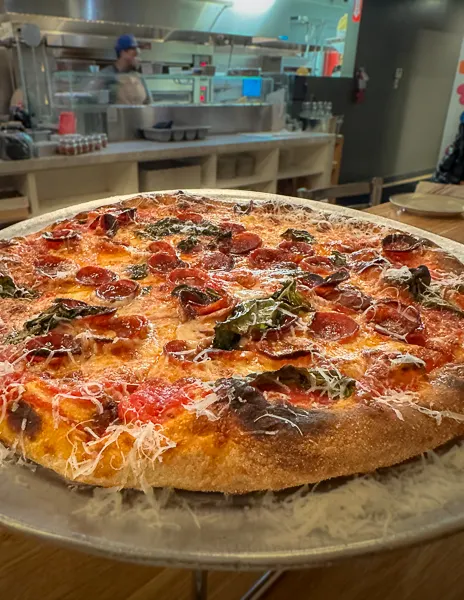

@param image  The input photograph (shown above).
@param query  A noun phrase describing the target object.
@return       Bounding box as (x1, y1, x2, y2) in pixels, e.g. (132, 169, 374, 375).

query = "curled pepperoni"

(42, 228, 80, 243)
(230, 233, 262, 255)
(309, 312, 360, 342)
(327, 286, 373, 312)
(169, 267, 210, 287)
(96, 279, 139, 302)
(35, 256, 73, 278)
(76, 266, 118, 287)
(298, 273, 325, 289)
(107, 315, 149, 339)
(367, 300, 423, 342)
(200, 252, 234, 271)
(249, 247, 294, 269)
(314, 270, 350, 298)
(300, 256, 333, 275)
(214, 268, 258, 289)
(177, 212, 204, 224)
(257, 337, 316, 359)
(382, 233, 422, 253)
(148, 252, 186, 273)
(220, 221, 246, 235)
(25, 333, 81, 358)
(148, 241, 176, 256)
(163, 340, 195, 361)
(278, 240, 315, 256)
(193, 296, 231, 317)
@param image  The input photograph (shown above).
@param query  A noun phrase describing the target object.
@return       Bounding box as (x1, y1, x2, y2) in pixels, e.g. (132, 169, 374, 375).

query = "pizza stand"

(2, 191, 464, 600)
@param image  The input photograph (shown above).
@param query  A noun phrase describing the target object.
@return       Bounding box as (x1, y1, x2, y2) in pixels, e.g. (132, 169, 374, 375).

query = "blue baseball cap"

(115, 34, 138, 54)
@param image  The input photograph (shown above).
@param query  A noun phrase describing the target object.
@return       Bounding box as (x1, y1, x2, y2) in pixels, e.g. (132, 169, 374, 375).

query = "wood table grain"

(2, 202, 464, 600)
(366, 202, 464, 244)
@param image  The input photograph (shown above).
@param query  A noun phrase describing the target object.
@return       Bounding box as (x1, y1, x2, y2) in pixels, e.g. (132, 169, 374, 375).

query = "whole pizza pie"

(0, 191, 464, 493)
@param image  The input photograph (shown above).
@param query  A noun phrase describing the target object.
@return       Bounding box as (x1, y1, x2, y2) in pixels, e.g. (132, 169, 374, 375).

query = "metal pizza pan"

(1, 189, 464, 571)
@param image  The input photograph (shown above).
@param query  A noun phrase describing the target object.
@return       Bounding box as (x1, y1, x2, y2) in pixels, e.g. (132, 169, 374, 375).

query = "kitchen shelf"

(216, 174, 274, 189)
(277, 167, 324, 180)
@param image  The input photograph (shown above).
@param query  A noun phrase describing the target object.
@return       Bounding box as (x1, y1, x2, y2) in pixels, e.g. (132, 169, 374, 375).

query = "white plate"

(390, 193, 464, 217)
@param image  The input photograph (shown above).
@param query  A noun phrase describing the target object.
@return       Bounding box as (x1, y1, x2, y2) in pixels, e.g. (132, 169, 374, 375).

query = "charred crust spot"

(7, 400, 42, 439)
(93, 399, 119, 434)
(215, 378, 334, 437)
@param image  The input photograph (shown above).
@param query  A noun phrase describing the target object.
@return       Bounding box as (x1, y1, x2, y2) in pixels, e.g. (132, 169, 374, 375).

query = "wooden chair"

(297, 177, 384, 207)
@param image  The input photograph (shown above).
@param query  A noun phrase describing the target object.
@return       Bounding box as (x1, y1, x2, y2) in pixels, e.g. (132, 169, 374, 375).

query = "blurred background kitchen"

(0, 0, 463, 224)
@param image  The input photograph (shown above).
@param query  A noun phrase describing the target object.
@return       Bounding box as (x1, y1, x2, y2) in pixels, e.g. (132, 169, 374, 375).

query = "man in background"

(101, 34, 151, 105)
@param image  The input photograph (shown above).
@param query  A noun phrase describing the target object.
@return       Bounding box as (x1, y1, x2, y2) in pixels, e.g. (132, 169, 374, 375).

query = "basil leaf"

(250, 365, 356, 400)
(0, 275, 38, 300)
(419, 293, 464, 316)
(177, 236, 200, 253)
(330, 251, 348, 267)
(213, 279, 313, 350)
(281, 229, 315, 243)
(407, 265, 464, 316)
(272, 279, 312, 310)
(138, 217, 229, 240)
(127, 263, 149, 280)
(6, 299, 114, 344)
(213, 298, 287, 350)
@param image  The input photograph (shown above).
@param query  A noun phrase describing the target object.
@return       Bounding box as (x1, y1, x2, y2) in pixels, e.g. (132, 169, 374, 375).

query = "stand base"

(192, 570, 284, 600)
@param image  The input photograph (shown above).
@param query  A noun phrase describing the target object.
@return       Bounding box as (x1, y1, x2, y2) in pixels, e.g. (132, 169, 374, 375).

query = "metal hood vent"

(0, 0, 292, 39)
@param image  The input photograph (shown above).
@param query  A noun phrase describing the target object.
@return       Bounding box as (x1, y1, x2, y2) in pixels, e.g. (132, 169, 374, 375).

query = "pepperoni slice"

(25, 333, 81, 358)
(328, 287, 373, 312)
(248, 248, 294, 269)
(163, 340, 195, 361)
(107, 315, 150, 339)
(200, 252, 234, 271)
(230, 233, 262, 255)
(367, 300, 423, 342)
(313, 270, 351, 298)
(76, 266, 118, 287)
(42, 229, 80, 242)
(257, 337, 316, 359)
(220, 221, 246, 235)
(278, 240, 315, 256)
(169, 267, 210, 287)
(193, 296, 231, 317)
(382, 233, 422, 253)
(35, 256, 73, 278)
(148, 252, 186, 273)
(300, 256, 333, 276)
(148, 241, 177, 256)
(95, 279, 139, 302)
(309, 312, 360, 342)
(177, 212, 204, 224)
(213, 268, 258, 289)
(297, 274, 323, 290)
(118, 380, 192, 424)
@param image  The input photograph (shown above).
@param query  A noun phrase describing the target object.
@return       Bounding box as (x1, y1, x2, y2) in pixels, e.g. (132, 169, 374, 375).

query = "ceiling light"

(231, 0, 276, 15)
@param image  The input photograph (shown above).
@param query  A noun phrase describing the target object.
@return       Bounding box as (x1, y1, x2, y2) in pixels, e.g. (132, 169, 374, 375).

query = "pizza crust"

(1, 370, 463, 493)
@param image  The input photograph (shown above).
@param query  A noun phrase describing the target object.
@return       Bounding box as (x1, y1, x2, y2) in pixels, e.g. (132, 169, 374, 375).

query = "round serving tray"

(2, 189, 464, 571)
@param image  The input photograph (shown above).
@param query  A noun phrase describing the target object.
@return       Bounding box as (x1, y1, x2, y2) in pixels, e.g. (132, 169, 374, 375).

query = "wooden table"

(367, 202, 464, 244)
(2, 202, 464, 600)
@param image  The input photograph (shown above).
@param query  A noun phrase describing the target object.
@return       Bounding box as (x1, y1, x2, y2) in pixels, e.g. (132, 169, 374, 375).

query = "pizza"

(1, 190, 464, 494)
